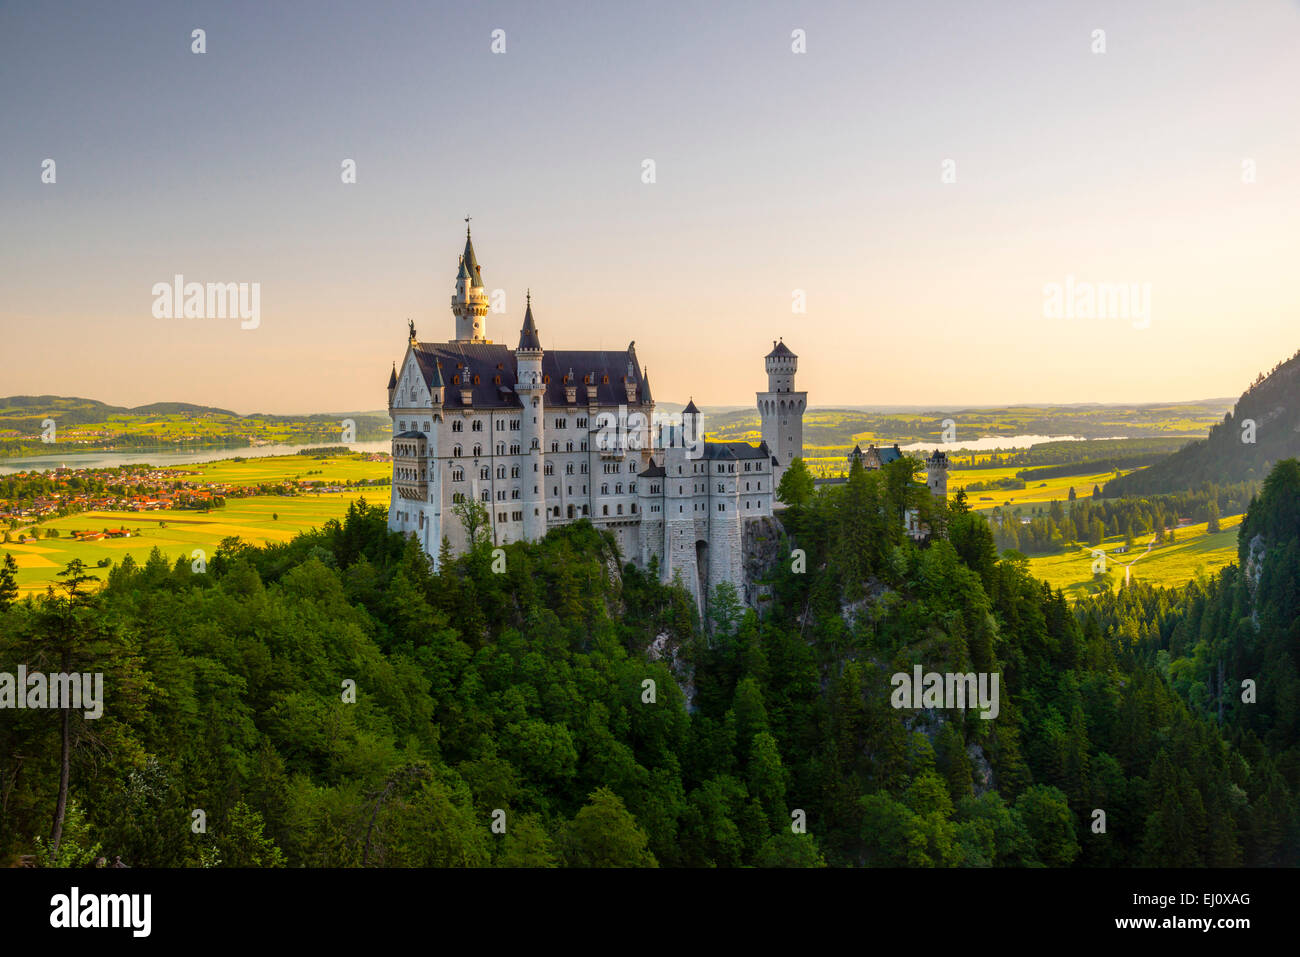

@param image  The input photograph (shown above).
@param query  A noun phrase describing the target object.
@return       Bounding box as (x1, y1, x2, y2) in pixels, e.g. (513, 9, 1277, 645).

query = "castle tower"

(756, 339, 806, 490)
(681, 397, 702, 449)
(516, 292, 547, 541)
(926, 449, 949, 500)
(451, 223, 490, 342)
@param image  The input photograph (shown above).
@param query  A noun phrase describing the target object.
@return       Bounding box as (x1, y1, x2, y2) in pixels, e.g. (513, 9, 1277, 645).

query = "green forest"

(0, 455, 1296, 867)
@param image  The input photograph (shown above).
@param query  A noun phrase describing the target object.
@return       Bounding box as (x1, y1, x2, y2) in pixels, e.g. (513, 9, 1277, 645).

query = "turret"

(764, 338, 797, 393)
(387, 363, 397, 410)
(926, 449, 949, 500)
(682, 398, 702, 446)
(515, 292, 547, 541)
(451, 223, 490, 342)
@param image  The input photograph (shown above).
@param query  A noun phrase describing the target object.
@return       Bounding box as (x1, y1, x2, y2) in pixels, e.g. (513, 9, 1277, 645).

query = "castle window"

(629, 484, 636, 494)
(718, 484, 724, 493)
(513, 511, 522, 521)
(452, 468, 464, 482)
(553, 486, 558, 495)
(472, 420, 483, 432)
(510, 419, 520, 430)
(399, 420, 406, 431)
(510, 444, 520, 455)
(577, 417, 587, 428)
(452, 376, 459, 386)
(601, 375, 609, 384)
(718, 504, 725, 511)
(566, 442, 574, 452)
(545, 464, 554, 476)
(616, 504, 623, 515)
(582, 506, 588, 516)
(551, 442, 559, 452)
(511, 466, 520, 478)
(602, 505, 609, 516)
(473, 444, 482, 456)
(543, 374, 550, 384)
(472, 375, 480, 385)
(580, 464, 588, 474)
(453, 420, 463, 432)
(615, 483, 622, 494)
(480, 466, 489, 480)
(601, 484, 609, 495)
(566, 464, 574, 475)
(497, 466, 506, 479)
(453, 445, 462, 457)
(512, 489, 520, 500)
(631, 504, 636, 514)
(452, 492, 464, 503)
(481, 490, 490, 502)
(496, 442, 505, 455)
(498, 490, 506, 501)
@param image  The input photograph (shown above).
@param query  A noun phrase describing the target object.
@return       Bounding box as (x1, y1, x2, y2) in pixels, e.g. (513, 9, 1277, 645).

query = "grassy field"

(172, 452, 390, 485)
(1028, 514, 1242, 598)
(3, 490, 389, 595)
(947, 467, 1134, 512)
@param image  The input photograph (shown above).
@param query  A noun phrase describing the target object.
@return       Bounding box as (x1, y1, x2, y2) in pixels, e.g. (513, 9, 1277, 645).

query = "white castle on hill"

(386, 226, 808, 608)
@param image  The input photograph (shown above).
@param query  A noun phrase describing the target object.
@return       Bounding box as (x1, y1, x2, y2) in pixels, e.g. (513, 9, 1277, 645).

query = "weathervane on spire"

(526, 287, 531, 306)
(408, 318, 416, 342)
(465, 215, 472, 237)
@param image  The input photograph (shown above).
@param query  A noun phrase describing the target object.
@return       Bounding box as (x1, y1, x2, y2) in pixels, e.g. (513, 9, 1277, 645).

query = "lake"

(0, 440, 393, 475)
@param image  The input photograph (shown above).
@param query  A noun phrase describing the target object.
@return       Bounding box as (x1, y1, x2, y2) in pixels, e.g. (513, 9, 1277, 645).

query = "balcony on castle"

(393, 430, 429, 501)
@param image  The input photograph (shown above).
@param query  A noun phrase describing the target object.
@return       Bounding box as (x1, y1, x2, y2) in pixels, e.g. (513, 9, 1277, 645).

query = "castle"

(386, 226, 808, 609)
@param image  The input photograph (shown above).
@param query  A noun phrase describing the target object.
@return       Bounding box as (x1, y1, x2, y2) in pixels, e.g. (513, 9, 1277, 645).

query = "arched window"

(453, 445, 462, 458)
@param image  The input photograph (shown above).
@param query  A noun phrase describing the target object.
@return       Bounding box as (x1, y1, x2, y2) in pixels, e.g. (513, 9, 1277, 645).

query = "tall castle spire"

(451, 220, 490, 341)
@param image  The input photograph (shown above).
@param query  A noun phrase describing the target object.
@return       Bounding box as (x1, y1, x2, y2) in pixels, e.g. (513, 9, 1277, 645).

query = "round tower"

(756, 339, 806, 491)
(926, 449, 949, 500)
(764, 338, 798, 393)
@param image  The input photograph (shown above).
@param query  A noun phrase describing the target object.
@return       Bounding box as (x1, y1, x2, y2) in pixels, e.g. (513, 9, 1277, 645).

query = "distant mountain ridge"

(1105, 348, 1300, 496)
(0, 396, 378, 427)
(0, 396, 391, 457)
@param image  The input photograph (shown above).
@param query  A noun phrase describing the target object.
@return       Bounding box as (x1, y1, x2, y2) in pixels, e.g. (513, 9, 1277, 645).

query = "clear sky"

(3, 0, 1299, 414)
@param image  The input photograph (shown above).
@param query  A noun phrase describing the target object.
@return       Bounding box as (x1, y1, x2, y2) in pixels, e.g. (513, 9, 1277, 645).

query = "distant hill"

(0, 396, 390, 457)
(1105, 349, 1300, 496)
